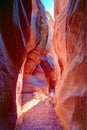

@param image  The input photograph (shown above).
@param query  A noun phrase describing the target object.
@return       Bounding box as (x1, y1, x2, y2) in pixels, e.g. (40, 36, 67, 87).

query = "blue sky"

(42, 0, 54, 19)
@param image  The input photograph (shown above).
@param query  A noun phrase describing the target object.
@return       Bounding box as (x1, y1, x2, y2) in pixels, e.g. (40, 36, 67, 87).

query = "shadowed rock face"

(0, 0, 32, 129)
(54, 0, 86, 129)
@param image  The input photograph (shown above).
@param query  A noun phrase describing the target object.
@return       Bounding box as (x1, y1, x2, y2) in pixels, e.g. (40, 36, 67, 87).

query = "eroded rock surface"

(0, 0, 32, 129)
(54, 0, 86, 130)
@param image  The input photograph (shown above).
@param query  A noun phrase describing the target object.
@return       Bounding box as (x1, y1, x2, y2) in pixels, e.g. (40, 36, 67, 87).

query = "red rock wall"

(54, 0, 86, 129)
(54, 0, 69, 77)
(0, 0, 32, 129)
(24, 0, 48, 74)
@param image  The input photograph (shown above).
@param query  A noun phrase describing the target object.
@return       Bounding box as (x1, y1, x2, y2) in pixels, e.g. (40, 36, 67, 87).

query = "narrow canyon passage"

(15, 0, 86, 129)
(15, 0, 61, 128)
(0, 0, 86, 130)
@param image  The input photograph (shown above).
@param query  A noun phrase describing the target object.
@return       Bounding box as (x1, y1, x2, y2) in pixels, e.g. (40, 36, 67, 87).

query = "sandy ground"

(15, 93, 63, 130)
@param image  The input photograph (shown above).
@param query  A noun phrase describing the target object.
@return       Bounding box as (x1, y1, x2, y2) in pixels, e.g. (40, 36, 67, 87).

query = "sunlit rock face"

(0, 0, 32, 129)
(54, 0, 69, 77)
(54, 0, 86, 130)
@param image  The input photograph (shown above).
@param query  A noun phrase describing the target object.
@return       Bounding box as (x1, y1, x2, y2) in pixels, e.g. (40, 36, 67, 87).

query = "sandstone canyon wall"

(54, 0, 86, 130)
(0, 0, 32, 129)
(0, 0, 86, 130)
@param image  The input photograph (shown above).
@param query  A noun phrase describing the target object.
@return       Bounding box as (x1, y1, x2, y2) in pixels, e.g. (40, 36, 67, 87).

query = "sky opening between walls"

(42, 0, 54, 19)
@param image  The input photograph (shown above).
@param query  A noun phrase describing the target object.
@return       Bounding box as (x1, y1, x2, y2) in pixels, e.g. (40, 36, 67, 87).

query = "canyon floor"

(15, 93, 63, 130)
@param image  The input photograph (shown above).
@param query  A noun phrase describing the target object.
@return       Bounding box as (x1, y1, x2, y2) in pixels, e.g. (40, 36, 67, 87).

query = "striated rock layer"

(0, 0, 32, 129)
(54, 0, 86, 130)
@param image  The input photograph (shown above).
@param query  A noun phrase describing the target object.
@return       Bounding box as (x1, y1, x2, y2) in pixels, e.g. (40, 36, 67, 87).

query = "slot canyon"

(0, 0, 86, 130)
